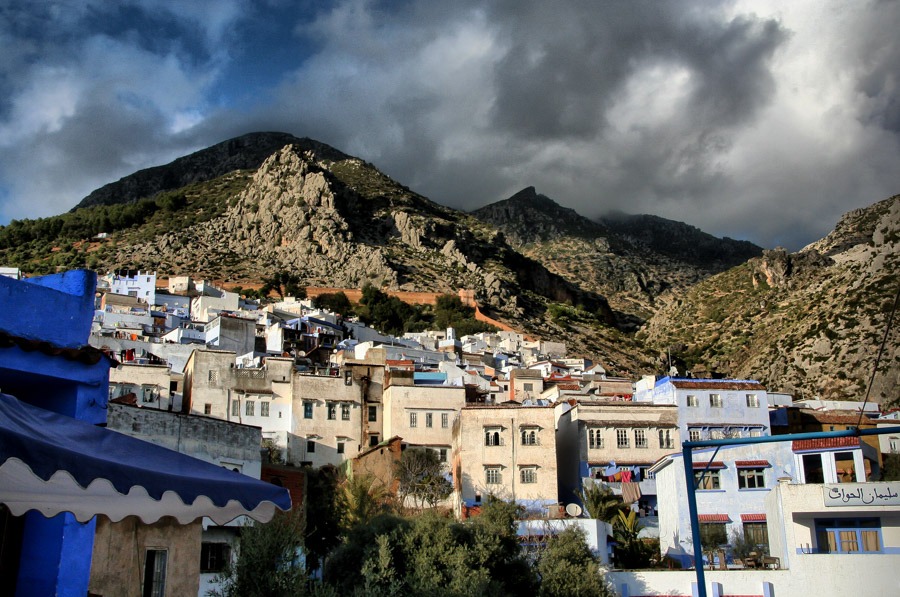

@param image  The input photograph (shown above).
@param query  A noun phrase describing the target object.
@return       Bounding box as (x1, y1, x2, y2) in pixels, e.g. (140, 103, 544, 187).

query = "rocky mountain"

(2, 133, 896, 402)
(640, 195, 900, 404)
(74, 132, 349, 209)
(472, 187, 762, 322)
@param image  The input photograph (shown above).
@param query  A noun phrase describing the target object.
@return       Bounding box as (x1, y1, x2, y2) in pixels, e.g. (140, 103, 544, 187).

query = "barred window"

(520, 468, 537, 484)
(231, 401, 240, 417)
(588, 429, 603, 449)
(616, 428, 629, 449)
(521, 428, 538, 445)
(260, 402, 270, 417)
(245, 401, 254, 416)
(426, 413, 433, 428)
(327, 403, 336, 420)
(441, 413, 449, 428)
(658, 429, 674, 449)
(410, 412, 418, 428)
(635, 429, 648, 448)
(341, 403, 350, 420)
(485, 468, 502, 484)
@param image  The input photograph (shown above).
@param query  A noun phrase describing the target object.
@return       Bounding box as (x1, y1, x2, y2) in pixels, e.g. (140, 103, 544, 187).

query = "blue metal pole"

(680, 425, 900, 596)
(682, 443, 707, 597)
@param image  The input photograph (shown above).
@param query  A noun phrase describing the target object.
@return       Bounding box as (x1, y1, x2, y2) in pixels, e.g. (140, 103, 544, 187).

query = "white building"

(636, 377, 771, 442)
(105, 269, 157, 306)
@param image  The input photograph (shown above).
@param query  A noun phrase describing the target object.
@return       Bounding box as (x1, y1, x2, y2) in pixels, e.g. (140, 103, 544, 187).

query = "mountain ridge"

(2, 132, 896, 403)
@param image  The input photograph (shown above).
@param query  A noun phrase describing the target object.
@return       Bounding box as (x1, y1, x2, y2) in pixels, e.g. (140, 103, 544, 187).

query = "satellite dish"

(565, 503, 583, 517)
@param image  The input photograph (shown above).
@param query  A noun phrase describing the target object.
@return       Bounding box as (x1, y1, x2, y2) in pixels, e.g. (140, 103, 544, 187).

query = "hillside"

(0, 133, 896, 400)
(472, 187, 762, 322)
(640, 195, 900, 403)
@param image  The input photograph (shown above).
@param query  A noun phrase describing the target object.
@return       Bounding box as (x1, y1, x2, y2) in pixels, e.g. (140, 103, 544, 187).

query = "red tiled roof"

(735, 460, 771, 468)
(740, 513, 767, 522)
(698, 514, 730, 523)
(792, 437, 861, 451)
(693, 461, 726, 469)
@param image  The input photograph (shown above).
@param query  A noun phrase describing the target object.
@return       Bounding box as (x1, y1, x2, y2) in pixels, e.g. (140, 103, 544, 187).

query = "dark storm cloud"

(0, 0, 898, 251)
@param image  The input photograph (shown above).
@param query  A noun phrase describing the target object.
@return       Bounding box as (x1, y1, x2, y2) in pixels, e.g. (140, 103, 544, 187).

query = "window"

(485, 428, 502, 446)
(743, 522, 769, 551)
(208, 370, 218, 383)
(143, 549, 167, 597)
(369, 434, 380, 447)
(749, 429, 762, 438)
(485, 467, 502, 484)
(426, 413, 433, 428)
(410, 412, 418, 428)
(699, 523, 727, 548)
(588, 429, 603, 449)
(341, 403, 350, 421)
(524, 383, 534, 392)
(337, 441, 345, 454)
(368, 406, 377, 422)
(306, 440, 316, 453)
(438, 448, 448, 462)
(231, 401, 240, 417)
(710, 429, 724, 440)
(200, 542, 231, 573)
(659, 429, 674, 449)
(521, 428, 538, 446)
(520, 467, 537, 484)
(746, 394, 759, 408)
(304, 402, 313, 419)
(687, 395, 698, 407)
(635, 429, 647, 448)
(260, 402, 270, 417)
(802, 453, 824, 483)
(616, 428, 629, 449)
(441, 412, 449, 428)
(815, 519, 881, 553)
(738, 467, 766, 489)
(709, 394, 723, 408)
(245, 401, 254, 416)
(327, 403, 336, 420)
(204, 403, 212, 415)
(694, 469, 721, 490)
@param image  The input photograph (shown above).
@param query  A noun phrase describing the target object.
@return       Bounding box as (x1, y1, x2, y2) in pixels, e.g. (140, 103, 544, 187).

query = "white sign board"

(824, 482, 900, 507)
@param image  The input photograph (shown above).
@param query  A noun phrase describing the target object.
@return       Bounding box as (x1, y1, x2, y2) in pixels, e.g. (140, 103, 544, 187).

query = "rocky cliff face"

(641, 195, 900, 403)
(472, 187, 762, 323)
(112, 144, 620, 345)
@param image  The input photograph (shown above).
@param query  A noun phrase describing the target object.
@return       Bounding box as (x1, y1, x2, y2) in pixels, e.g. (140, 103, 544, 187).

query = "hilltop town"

(2, 266, 895, 596)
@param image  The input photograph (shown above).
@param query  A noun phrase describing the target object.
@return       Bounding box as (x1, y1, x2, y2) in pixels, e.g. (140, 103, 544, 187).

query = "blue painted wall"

(0, 270, 110, 597)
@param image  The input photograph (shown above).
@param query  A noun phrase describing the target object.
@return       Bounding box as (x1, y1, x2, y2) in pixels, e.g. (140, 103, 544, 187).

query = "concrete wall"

(109, 362, 173, 410)
(106, 403, 263, 478)
(610, 555, 900, 596)
(455, 405, 558, 514)
(291, 372, 365, 467)
(383, 384, 465, 449)
(90, 517, 201, 597)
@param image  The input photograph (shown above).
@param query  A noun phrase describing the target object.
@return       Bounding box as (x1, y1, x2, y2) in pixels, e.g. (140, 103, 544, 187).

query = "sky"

(0, 0, 898, 251)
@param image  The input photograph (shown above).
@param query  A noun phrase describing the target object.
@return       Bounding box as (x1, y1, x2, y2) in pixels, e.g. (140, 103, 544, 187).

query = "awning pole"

(682, 443, 707, 597)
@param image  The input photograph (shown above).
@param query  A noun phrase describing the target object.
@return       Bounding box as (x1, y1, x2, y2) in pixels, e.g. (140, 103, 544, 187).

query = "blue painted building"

(0, 270, 111, 596)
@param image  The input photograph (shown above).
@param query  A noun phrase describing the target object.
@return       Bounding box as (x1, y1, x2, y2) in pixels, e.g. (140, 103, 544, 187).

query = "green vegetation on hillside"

(356, 285, 497, 337)
(0, 172, 251, 274)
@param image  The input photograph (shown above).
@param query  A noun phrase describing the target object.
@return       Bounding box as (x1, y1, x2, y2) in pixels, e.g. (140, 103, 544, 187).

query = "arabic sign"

(823, 482, 900, 507)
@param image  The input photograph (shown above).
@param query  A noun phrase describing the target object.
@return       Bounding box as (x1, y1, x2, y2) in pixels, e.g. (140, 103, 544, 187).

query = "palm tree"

(579, 483, 627, 522)
(338, 474, 393, 531)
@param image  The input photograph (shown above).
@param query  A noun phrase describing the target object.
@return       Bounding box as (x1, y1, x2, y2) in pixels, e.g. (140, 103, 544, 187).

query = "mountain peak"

(73, 132, 347, 210)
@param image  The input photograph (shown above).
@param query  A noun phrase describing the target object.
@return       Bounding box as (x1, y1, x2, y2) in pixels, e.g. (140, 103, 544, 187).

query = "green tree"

(210, 509, 306, 597)
(537, 527, 610, 597)
(580, 483, 627, 523)
(303, 465, 343, 572)
(261, 271, 306, 300)
(312, 291, 354, 316)
(612, 510, 655, 569)
(338, 473, 395, 531)
(881, 452, 900, 481)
